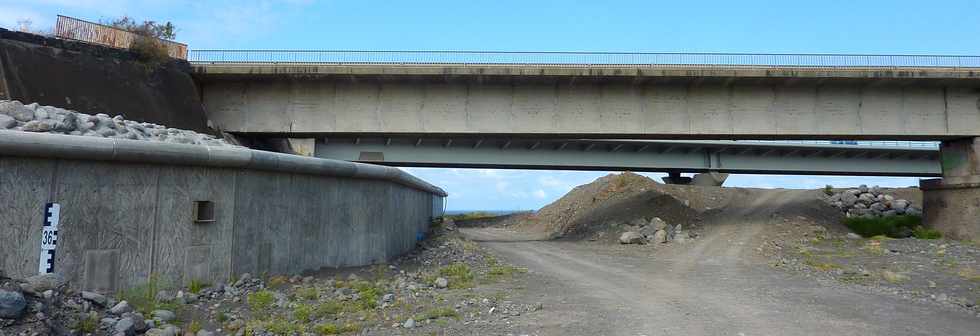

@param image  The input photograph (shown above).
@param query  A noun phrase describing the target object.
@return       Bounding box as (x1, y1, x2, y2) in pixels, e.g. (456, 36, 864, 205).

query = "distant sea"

(444, 210, 534, 216)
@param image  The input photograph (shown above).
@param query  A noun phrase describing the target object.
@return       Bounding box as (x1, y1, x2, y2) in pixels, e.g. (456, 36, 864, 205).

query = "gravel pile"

(826, 185, 922, 218)
(0, 100, 232, 146)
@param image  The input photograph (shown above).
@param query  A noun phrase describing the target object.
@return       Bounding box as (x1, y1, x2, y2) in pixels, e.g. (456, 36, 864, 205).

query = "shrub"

(314, 300, 345, 317)
(187, 279, 209, 294)
(293, 303, 314, 322)
(913, 227, 942, 239)
(314, 323, 340, 335)
(295, 286, 319, 300)
(74, 312, 98, 333)
(844, 215, 921, 238)
(823, 185, 835, 196)
(438, 263, 475, 289)
(129, 36, 170, 67)
(186, 320, 202, 334)
(118, 275, 177, 314)
(352, 281, 380, 310)
(247, 290, 275, 312)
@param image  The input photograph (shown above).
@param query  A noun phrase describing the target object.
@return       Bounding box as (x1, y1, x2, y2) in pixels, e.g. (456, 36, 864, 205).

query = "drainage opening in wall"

(193, 201, 215, 224)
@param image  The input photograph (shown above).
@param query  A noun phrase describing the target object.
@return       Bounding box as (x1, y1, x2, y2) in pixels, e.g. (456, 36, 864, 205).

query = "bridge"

(188, 51, 980, 240)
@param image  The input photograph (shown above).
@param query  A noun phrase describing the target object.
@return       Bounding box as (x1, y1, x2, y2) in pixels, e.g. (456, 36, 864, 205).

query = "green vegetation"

(74, 312, 99, 333)
(415, 307, 460, 320)
(315, 300, 345, 316)
(257, 317, 303, 335)
(485, 256, 527, 281)
(445, 211, 498, 221)
(186, 320, 203, 334)
(294, 303, 315, 322)
(105, 16, 177, 68)
(438, 263, 475, 289)
(844, 215, 922, 238)
(352, 281, 381, 310)
(187, 279, 209, 294)
(314, 323, 361, 335)
(247, 290, 276, 312)
(823, 185, 835, 196)
(295, 286, 320, 300)
(913, 227, 943, 239)
(118, 275, 178, 315)
(267, 275, 289, 287)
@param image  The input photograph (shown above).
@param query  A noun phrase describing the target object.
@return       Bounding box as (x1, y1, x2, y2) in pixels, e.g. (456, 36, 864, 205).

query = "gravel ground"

(461, 187, 980, 335)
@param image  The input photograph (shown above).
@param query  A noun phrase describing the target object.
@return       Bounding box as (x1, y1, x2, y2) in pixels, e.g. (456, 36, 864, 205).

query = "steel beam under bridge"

(312, 137, 940, 177)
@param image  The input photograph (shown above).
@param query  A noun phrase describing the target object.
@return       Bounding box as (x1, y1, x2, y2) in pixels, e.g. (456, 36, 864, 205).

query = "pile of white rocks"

(826, 185, 922, 218)
(0, 100, 232, 146)
(619, 217, 689, 245)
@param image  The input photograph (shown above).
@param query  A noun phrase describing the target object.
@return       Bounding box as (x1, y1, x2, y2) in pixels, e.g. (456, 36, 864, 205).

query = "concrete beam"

(312, 137, 940, 177)
(200, 76, 980, 139)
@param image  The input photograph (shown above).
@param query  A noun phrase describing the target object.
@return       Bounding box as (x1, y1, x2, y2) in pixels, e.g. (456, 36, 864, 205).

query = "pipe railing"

(188, 50, 980, 68)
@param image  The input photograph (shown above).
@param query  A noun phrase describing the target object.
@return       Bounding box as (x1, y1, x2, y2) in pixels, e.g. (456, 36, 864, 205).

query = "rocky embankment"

(826, 185, 921, 218)
(0, 224, 540, 335)
(0, 100, 231, 146)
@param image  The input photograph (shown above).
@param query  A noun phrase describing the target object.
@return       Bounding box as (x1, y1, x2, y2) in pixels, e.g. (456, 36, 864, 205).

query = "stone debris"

(825, 185, 922, 218)
(619, 231, 645, 244)
(0, 100, 233, 146)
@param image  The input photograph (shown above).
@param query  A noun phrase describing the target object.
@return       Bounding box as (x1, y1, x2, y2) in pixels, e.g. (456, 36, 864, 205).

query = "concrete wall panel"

(289, 80, 338, 133)
(557, 83, 601, 132)
(0, 157, 55, 280)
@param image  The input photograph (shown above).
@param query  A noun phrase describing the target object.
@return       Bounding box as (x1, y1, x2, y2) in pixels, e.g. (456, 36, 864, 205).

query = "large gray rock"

(81, 291, 107, 306)
(0, 289, 27, 319)
(115, 317, 137, 336)
(110, 300, 133, 315)
(0, 114, 15, 129)
(891, 199, 909, 211)
(151, 309, 176, 322)
(434, 277, 448, 289)
(840, 192, 858, 207)
(0, 101, 34, 122)
(23, 273, 66, 293)
(619, 231, 645, 244)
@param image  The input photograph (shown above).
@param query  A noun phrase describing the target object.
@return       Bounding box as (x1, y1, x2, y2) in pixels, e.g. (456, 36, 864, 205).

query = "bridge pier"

(662, 172, 692, 185)
(921, 137, 980, 242)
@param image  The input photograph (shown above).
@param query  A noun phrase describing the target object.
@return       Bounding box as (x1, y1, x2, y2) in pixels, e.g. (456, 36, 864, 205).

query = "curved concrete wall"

(0, 132, 446, 292)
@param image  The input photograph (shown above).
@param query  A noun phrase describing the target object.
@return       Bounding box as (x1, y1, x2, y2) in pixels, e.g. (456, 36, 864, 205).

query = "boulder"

(651, 230, 668, 243)
(81, 291, 107, 306)
(891, 200, 909, 211)
(649, 217, 668, 231)
(110, 300, 133, 315)
(23, 273, 66, 293)
(619, 231, 645, 244)
(0, 114, 15, 129)
(0, 289, 27, 319)
(151, 309, 176, 322)
(115, 317, 137, 336)
(434, 277, 449, 288)
(840, 192, 858, 207)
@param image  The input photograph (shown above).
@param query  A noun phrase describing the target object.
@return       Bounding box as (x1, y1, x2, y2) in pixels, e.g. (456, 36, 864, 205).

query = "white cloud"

(532, 189, 547, 199)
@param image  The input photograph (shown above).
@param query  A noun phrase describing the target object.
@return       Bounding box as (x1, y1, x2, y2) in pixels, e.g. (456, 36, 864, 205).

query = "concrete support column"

(921, 137, 980, 241)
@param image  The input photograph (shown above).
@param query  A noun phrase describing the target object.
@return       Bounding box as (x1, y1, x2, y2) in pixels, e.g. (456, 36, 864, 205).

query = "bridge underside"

(307, 136, 940, 177)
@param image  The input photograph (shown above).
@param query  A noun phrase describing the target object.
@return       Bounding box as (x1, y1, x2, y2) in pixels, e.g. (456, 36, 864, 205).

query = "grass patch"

(294, 303, 314, 322)
(803, 258, 842, 272)
(415, 307, 460, 320)
(247, 290, 276, 312)
(315, 300, 345, 317)
(880, 269, 909, 284)
(913, 227, 942, 239)
(352, 281, 381, 310)
(438, 263, 475, 289)
(267, 275, 289, 287)
(186, 320, 203, 334)
(294, 286, 320, 301)
(958, 267, 980, 282)
(118, 275, 178, 315)
(74, 312, 98, 333)
(313, 323, 361, 335)
(187, 279, 209, 294)
(249, 316, 303, 335)
(844, 215, 921, 238)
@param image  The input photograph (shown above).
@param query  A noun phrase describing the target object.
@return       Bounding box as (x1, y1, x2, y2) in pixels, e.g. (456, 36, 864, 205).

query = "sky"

(2, 0, 973, 210)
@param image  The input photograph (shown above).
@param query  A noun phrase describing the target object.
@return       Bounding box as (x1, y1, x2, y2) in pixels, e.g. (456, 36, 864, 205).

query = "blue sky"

(2, 1, 970, 210)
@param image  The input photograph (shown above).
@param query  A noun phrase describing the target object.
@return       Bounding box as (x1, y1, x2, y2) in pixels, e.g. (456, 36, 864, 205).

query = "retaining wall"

(0, 132, 446, 292)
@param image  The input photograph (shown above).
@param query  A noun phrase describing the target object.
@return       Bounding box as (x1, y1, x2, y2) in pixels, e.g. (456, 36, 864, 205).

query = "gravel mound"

(0, 100, 232, 146)
(511, 172, 725, 242)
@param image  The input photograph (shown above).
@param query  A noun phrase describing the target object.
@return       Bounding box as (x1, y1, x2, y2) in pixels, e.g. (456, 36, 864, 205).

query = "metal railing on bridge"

(739, 140, 939, 149)
(188, 50, 980, 68)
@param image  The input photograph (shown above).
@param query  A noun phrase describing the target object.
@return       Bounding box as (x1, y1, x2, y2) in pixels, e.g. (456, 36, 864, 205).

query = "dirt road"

(461, 189, 980, 336)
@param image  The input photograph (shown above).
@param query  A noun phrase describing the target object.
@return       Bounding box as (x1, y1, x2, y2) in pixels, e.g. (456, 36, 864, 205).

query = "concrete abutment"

(922, 137, 980, 241)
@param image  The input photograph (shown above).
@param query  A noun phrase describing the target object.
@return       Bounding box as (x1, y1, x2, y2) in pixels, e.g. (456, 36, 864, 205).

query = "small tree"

(104, 16, 178, 68)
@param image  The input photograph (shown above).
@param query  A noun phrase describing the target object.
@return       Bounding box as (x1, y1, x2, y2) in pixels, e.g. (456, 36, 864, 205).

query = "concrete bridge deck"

(189, 51, 980, 140)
